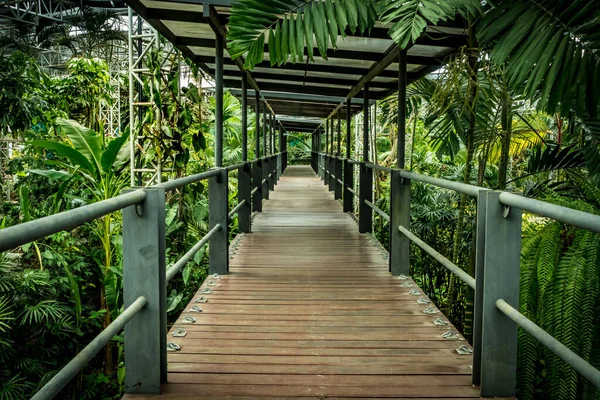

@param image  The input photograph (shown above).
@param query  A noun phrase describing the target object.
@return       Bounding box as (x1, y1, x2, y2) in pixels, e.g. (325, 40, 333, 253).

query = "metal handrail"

(496, 299, 600, 389)
(228, 199, 247, 220)
(365, 162, 392, 173)
(166, 224, 221, 282)
(499, 192, 600, 234)
(31, 296, 148, 400)
(0, 189, 146, 252)
(226, 161, 247, 171)
(159, 169, 221, 192)
(346, 187, 357, 196)
(398, 226, 475, 289)
(21, 149, 289, 399)
(364, 199, 390, 223)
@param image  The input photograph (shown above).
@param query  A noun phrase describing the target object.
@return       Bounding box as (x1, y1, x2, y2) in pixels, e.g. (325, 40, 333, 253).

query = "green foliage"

(227, 0, 481, 69)
(228, 0, 377, 69)
(0, 51, 49, 135)
(478, 0, 600, 119)
(518, 197, 600, 399)
(375, 0, 479, 49)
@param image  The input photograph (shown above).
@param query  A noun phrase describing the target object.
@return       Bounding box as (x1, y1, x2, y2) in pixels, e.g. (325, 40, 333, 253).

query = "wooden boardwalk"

(125, 165, 494, 399)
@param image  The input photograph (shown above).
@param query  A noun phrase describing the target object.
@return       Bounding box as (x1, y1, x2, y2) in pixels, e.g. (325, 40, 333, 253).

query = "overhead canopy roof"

(126, 0, 468, 120)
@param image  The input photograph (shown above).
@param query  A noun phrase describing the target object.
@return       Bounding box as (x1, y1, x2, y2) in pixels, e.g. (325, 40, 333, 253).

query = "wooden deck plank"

(123, 165, 491, 399)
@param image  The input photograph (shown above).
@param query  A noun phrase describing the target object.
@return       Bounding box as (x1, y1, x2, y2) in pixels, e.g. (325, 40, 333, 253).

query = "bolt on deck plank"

(123, 165, 508, 399)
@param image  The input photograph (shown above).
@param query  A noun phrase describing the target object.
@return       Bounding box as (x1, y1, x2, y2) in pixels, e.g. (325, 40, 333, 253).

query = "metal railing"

(313, 150, 600, 397)
(1, 151, 286, 399)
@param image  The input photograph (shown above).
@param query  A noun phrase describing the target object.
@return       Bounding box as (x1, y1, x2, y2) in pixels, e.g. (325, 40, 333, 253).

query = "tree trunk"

(498, 83, 512, 190)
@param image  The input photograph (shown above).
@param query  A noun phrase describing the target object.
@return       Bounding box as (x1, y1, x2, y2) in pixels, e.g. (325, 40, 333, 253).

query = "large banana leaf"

(32, 140, 95, 174)
(55, 118, 103, 174)
(100, 130, 130, 174)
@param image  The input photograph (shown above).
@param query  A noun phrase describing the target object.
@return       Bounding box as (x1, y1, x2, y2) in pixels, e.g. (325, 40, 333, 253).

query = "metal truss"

(0, 0, 82, 25)
(128, 8, 189, 187)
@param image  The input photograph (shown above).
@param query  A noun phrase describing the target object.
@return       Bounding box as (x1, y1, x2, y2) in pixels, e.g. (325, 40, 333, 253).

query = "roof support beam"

(202, 4, 276, 115)
(327, 43, 401, 119)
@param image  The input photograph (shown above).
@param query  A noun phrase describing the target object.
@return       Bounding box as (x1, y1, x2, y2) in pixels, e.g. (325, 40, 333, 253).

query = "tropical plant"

(227, 0, 480, 69)
(518, 191, 600, 400)
(32, 118, 129, 374)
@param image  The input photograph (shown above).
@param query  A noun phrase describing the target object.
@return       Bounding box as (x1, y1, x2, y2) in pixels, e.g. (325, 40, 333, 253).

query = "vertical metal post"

(359, 85, 371, 232)
(397, 50, 407, 169)
(278, 124, 284, 177)
(123, 187, 165, 393)
(389, 171, 410, 275)
(262, 102, 269, 199)
(334, 111, 342, 199)
(319, 129, 324, 181)
(215, 33, 224, 168)
(262, 101, 267, 159)
(343, 160, 353, 212)
(324, 120, 329, 184)
(335, 157, 342, 199)
(480, 191, 521, 397)
(252, 161, 262, 212)
(255, 91, 260, 159)
(363, 83, 369, 161)
(253, 91, 263, 212)
(345, 99, 351, 159)
(472, 189, 487, 385)
(359, 163, 372, 233)
(329, 119, 335, 192)
(343, 100, 353, 212)
(238, 163, 251, 233)
(337, 111, 341, 156)
(269, 114, 275, 190)
(209, 168, 229, 275)
(282, 126, 287, 171)
(241, 73, 248, 162)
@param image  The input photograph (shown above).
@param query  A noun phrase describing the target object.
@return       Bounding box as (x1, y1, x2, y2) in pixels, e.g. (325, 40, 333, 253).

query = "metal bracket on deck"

(442, 331, 458, 339)
(397, 274, 409, 280)
(195, 296, 208, 303)
(207, 280, 217, 286)
(211, 273, 222, 279)
(167, 342, 181, 352)
(182, 316, 197, 324)
(423, 306, 438, 314)
(201, 287, 213, 294)
(189, 305, 202, 313)
(456, 345, 473, 355)
(408, 289, 420, 296)
(400, 281, 414, 287)
(172, 328, 187, 337)
(433, 318, 448, 326)
(417, 297, 430, 304)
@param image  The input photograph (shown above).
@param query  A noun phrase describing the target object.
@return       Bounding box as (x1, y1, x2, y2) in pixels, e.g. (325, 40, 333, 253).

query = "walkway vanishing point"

(124, 165, 507, 400)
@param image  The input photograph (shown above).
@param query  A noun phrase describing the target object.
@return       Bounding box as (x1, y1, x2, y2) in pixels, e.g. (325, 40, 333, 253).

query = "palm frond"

(374, 0, 479, 49)
(228, 0, 376, 69)
(478, 0, 600, 118)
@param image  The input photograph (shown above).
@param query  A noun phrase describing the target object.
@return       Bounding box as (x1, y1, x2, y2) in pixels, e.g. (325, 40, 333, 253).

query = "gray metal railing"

(313, 150, 600, 397)
(2, 151, 285, 400)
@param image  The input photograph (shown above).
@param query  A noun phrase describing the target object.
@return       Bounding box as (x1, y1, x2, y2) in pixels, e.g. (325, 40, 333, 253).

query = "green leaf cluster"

(519, 205, 600, 399)
(228, 0, 377, 69)
(478, 0, 600, 119)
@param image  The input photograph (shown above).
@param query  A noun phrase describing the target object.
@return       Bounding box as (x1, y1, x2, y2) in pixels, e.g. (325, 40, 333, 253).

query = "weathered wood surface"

(124, 165, 503, 399)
